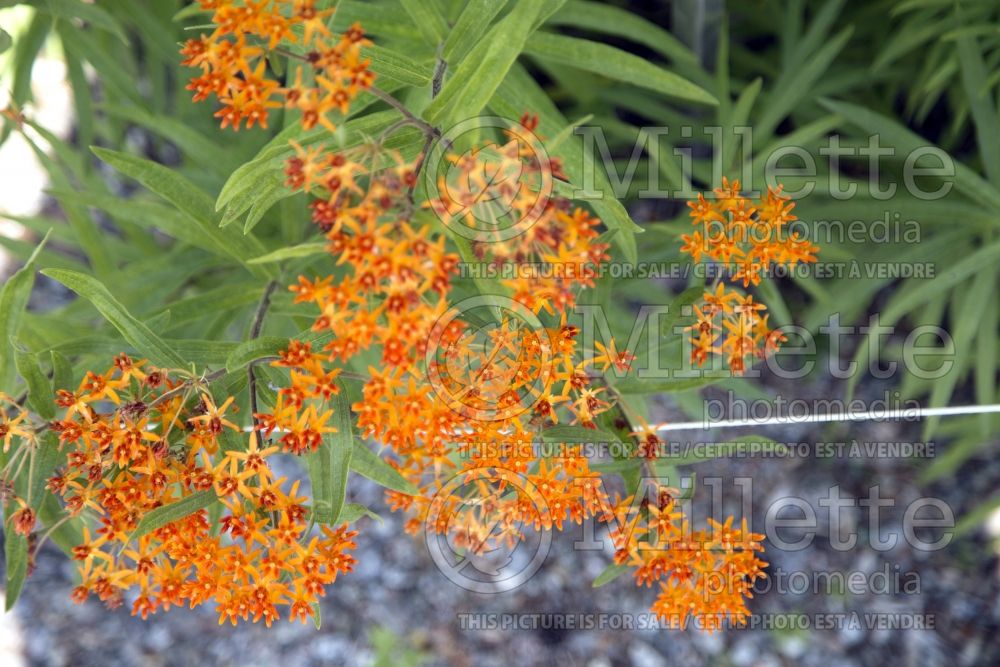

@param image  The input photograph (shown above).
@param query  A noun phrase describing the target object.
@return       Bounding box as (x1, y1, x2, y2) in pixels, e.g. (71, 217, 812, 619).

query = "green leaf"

(241, 178, 293, 234)
(6, 11, 49, 115)
(311, 602, 322, 629)
(844, 239, 1000, 400)
(590, 458, 642, 473)
(920, 430, 987, 484)
(350, 442, 419, 495)
(306, 381, 354, 524)
(148, 284, 260, 331)
(974, 286, 998, 436)
(338, 502, 383, 524)
(41, 268, 187, 368)
(4, 530, 28, 611)
(19, 127, 114, 276)
(56, 25, 139, 104)
(548, 1, 699, 66)
(226, 336, 289, 373)
(99, 102, 230, 173)
(423, 0, 546, 126)
(11, 340, 55, 420)
(524, 32, 716, 105)
(31, 0, 129, 43)
(59, 23, 94, 155)
(0, 230, 49, 393)
(130, 490, 217, 541)
(592, 562, 628, 588)
(756, 26, 852, 142)
(248, 242, 328, 264)
(90, 147, 275, 279)
(27, 431, 63, 505)
(922, 270, 993, 439)
(50, 349, 72, 393)
(820, 99, 1000, 211)
(365, 43, 435, 86)
(442, 0, 508, 64)
(45, 188, 251, 263)
(955, 30, 1000, 185)
(0, 28, 12, 55)
(399, 0, 449, 46)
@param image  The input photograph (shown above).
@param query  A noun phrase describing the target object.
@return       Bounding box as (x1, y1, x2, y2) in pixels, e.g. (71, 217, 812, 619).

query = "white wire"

(655, 403, 1000, 433)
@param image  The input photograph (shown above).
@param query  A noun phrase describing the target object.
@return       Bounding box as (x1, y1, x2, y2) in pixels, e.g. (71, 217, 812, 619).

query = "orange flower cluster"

(680, 179, 818, 373)
(1, 393, 38, 539)
(398, 319, 626, 544)
(278, 128, 764, 628)
(427, 115, 609, 315)
(181, 0, 371, 131)
(170, 5, 772, 632)
(47, 355, 356, 625)
(278, 118, 629, 550)
(605, 486, 767, 631)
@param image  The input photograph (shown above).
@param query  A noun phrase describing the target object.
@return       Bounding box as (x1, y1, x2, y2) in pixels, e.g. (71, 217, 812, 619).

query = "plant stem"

(248, 281, 279, 444)
(368, 86, 440, 138)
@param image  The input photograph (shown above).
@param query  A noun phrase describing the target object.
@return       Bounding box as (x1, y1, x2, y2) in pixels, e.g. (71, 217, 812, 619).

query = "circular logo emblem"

(424, 295, 553, 423)
(424, 466, 552, 593)
(423, 115, 554, 243)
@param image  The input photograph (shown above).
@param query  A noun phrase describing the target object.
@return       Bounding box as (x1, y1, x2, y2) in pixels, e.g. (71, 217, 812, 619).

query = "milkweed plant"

(3, 0, 988, 639)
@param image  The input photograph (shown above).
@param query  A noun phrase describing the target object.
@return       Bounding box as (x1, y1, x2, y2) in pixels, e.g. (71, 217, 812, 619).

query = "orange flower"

(680, 180, 818, 373)
(182, 1, 372, 132)
(0, 408, 30, 452)
(46, 356, 357, 624)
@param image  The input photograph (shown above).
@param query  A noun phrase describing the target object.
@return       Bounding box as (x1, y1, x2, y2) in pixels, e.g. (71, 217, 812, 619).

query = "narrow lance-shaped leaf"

(955, 29, 1000, 186)
(338, 503, 383, 524)
(423, 0, 546, 126)
(0, 230, 50, 393)
(593, 562, 629, 588)
(248, 242, 328, 265)
(225, 329, 333, 373)
(819, 99, 1000, 211)
(524, 32, 717, 106)
(350, 441, 419, 495)
(27, 0, 129, 43)
(306, 380, 354, 524)
(442, 0, 509, 64)
(130, 490, 218, 541)
(398, 0, 449, 46)
(11, 340, 55, 420)
(50, 349, 73, 394)
(41, 269, 187, 368)
(4, 531, 28, 611)
(90, 147, 276, 279)
(548, 1, 700, 67)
